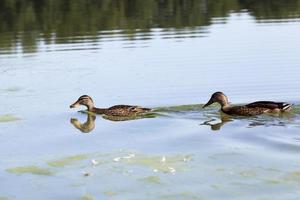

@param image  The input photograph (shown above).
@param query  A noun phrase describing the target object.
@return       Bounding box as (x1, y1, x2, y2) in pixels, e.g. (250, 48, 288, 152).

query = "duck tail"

(282, 103, 293, 111)
(142, 108, 152, 112)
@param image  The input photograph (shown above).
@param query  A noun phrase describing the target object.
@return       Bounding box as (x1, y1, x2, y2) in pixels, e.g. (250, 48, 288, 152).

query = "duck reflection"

(70, 111, 157, 133)
(102, 113, 156, 121)
(201, 112, 296, 131)
(70, 113, 96, 133)
(201, 114, 233, 131)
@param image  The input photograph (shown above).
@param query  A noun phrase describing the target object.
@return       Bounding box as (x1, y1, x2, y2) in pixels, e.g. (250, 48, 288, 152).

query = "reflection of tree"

(0, 0, 299, 52)
(239, 0, 300, 20)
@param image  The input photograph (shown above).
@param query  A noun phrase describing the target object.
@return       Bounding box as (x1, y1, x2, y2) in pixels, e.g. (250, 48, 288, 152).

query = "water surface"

(1, 0, 300, 199)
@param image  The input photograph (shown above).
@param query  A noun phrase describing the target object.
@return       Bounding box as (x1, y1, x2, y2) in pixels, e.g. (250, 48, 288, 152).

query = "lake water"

(1, 1, 300, 199)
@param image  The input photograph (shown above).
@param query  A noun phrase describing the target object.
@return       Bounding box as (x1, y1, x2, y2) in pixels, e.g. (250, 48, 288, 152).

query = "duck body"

(70, 95, 152, 117)
(203, 92, 293, 116)
(92, 105, 152, 116)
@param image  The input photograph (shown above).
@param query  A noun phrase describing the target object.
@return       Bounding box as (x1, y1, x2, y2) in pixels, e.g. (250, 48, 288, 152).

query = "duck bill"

(203, 99, 214, 108)
(70, 101, 80, 108)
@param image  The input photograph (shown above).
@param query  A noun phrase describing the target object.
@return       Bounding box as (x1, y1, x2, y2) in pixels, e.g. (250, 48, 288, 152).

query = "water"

(1, 0, 300, 199)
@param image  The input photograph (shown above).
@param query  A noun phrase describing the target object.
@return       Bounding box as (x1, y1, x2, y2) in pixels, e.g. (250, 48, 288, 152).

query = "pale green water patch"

(139, 176, 161, 184)
(102, 191, 118, 197)
(257, 170, 300, 187)
(0, 115, 21, 123)
(265, 179, 281, 185)
(284, 171, 300, 186)
(3, 86, 22, 92)
(161, 192, 204, 200)
(47, 154, 89, 167)
(239, 170, 257, 178)
(6, 166, 53, 176)
(114, 153, 193, 174)
(0, 197, 9, 200)
(81, 194, 94, 200)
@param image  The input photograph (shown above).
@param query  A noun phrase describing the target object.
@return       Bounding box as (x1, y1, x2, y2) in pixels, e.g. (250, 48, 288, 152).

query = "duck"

(202, 91, 293, 116)
(70, 95, 152, 117)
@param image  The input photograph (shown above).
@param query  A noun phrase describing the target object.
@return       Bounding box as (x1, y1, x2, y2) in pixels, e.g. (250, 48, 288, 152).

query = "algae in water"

(140, 176, 161, 184)
(116, 153, 192, 173)
(103, 191, 117, 197)
(161, 192, 203, 200)
(5, 87, 22, 92)
(81, 194, 94, 200)
(0, 115, 21, 123)
(6, 166, 53, 176)
(284, 171, 300, 185)
(47, 154, 88, 167)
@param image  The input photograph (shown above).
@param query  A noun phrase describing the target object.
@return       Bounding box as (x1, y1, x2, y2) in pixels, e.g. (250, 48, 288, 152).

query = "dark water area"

(1, 0, 300, 199)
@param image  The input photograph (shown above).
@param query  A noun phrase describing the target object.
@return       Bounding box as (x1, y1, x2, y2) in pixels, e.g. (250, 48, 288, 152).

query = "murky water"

(1, 1, 300, 199)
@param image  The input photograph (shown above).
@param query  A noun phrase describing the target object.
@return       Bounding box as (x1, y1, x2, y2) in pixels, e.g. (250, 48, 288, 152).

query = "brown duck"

(203, 92, 293, 116)
(70, 95, 152, 117)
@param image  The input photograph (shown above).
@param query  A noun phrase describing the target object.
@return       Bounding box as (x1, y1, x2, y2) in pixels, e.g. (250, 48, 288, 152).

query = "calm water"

(1, 0, 300, 199)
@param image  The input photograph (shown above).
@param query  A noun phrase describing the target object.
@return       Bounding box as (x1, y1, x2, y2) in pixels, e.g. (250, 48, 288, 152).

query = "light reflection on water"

(1, 0, 300, 199)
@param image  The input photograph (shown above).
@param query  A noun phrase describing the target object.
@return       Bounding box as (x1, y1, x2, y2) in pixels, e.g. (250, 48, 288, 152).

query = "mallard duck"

(70, 95, 152, 117)
(203, 92, 293, 116)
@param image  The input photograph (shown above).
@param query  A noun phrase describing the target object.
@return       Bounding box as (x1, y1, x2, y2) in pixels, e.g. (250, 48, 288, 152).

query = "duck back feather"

(246, 101, 293, 111)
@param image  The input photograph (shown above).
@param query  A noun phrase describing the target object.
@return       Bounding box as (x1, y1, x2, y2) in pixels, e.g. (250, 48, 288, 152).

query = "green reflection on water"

(0, 0, 300, 53)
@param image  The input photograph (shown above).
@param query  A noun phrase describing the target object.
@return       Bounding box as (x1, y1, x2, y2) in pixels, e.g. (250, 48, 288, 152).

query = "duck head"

(203, 92, 229, 108)
(70, 95, 94, 111)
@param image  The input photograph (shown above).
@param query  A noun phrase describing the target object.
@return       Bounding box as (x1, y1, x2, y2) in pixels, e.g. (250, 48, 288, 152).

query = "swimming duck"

(203, 92, 293, 116)
(70, 95, 152, 117)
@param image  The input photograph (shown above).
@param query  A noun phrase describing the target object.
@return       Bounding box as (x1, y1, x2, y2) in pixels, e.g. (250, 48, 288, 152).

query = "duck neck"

(87, 105, 94, 112)
(219, 99, 229, 108)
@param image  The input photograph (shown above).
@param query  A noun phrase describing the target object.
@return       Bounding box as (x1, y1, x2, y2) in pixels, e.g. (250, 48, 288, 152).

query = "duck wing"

(222, 105, 267, 116)
(107, 105, 151, 116)
(246, 101, 292, 110)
